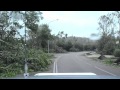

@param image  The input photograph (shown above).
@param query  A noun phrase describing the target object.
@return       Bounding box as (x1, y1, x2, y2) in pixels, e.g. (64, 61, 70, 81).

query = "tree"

(27, 24, 52, 50)
(0, 11, 52, 77)
(112, 11, 120, 48)
(64, 40, 73, 51)
(92, 13, 116, 59)
(56, 31, 65, 46)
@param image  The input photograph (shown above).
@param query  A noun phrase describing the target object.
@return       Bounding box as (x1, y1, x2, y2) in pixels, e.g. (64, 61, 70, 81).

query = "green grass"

(100, 58, 120, 67)
(88, 56, 120, 68)
(102, 58, 114, 65)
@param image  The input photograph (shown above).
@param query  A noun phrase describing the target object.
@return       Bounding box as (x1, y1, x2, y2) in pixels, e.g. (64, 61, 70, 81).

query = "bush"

(0, 49, 53, 78)
(69, 47, 79, 52)
(55, 46, 67, 53)
(27, 49, 52, 71)
(103, 58, 114, 65)
(49, 49, 55, 53)
(0, 51, 24, 78)
(114, 49, 120, 57)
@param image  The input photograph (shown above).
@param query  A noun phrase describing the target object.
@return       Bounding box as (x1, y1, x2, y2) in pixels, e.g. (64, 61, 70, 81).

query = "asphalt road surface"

(53, 52, 120, 76)
(6, 51, 120, 79)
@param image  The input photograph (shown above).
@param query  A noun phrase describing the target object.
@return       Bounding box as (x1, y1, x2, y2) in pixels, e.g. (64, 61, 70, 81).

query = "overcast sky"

(41, 11, 114, 39)
(19, 11, 114, 40)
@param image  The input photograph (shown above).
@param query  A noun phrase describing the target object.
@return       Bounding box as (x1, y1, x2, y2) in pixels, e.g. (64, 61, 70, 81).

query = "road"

(53, 52, 120, 76)
(7, 51, 120, 79)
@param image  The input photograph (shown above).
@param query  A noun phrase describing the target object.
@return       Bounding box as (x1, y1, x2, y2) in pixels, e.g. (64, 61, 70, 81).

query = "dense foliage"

(114, 49, 120, 57)
(91, 11, 120, 60)
(0, 11, 97, 78)
(0, 11, 53, 78)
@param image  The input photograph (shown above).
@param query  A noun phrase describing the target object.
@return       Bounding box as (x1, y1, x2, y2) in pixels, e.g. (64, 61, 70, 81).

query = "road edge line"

(95, 66, 117, 76)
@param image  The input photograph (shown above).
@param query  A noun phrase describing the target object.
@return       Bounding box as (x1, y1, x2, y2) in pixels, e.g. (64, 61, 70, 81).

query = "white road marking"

(75, 53, 117, 76)
(55, 61, 58, 73)
(34, 73, 96, 76)
(95, 66, 117, 76)
(53, 62, 56, 73)
(53, 56, 61, 73)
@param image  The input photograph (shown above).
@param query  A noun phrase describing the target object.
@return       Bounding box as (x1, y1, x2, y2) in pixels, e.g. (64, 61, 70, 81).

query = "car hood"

(25, 73, 120, 79)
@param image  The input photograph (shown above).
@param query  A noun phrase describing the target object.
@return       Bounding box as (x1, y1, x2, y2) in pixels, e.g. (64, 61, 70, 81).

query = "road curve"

(53, 52, 120, 76)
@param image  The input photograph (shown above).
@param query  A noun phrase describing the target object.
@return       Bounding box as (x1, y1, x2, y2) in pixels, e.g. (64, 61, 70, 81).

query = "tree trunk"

(98, 51, 105, 60)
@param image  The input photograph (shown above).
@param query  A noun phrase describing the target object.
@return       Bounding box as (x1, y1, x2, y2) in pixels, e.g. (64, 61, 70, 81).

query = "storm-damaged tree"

(112, 11, 120, 64)
(0, 11, 53, 77)
(91, 13, 116, 60)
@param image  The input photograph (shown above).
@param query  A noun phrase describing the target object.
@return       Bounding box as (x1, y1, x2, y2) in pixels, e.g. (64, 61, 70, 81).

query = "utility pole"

(47, 19, 59, 54)
(48, 40, 49, 53)
(23, 11, 29, 79)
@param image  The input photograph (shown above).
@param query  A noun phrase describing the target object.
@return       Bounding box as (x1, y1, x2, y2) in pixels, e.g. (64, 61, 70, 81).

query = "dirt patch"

(85, 52, 120, 67)
(86, 52, 115, 59)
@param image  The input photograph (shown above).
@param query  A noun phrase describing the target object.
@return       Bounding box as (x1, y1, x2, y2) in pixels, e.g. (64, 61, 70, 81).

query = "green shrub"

(49, 49, 55, 53)
(55, 46, 67, 53)
(0, 49, 53, 78)
(69, 47, 79, 52)
(48, 53, 54, 58)
(114, 49, 120, 57)
(103, 58, 114, 65)
(27, 49, 52, 71)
